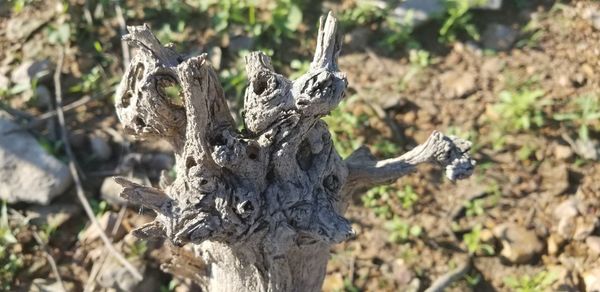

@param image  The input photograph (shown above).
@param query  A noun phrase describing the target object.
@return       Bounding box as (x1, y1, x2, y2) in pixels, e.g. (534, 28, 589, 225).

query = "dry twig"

(52, 47, 143, 281)
(425, 259, 471, 292)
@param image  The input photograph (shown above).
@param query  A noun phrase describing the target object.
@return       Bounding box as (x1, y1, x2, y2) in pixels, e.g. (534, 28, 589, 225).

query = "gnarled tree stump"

(114, 13, 475, 292)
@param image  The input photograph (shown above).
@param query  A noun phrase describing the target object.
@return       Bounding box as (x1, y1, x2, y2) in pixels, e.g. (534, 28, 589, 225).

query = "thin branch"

(9, 209, 67, 292)
(344, 131, 476, 192)
(114, 0, 130, 72)
(425, 259, 471, 292)
(83, 207, 128, 292)
(52, 47, 143, 281)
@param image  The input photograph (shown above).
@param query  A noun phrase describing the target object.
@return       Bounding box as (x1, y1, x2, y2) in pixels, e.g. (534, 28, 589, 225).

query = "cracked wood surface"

(114, 12, 475, 292)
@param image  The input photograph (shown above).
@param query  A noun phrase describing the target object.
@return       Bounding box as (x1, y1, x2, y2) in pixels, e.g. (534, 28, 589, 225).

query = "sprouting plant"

(156, 21, 188, 45)
(517, 142, 536, 162)
(464, 272, 482, 286)
(399, 49, 432, 90)
(338, 1, 385, 28)
(128, 240, 148, 259)
(464, 198, 484, 217)
(504, 270, 558, 292)
(379, 16, 416, 52)
(90, 199, 108, 217)
(397, 185, 419, 209)
(385, 216, 422, 243)
(203, 0, 303, 47)
(69, 66, 103, 94)
(553, 94, 600, 141)
(323, 96, 367, 158)
(439, 0, 484, 43)
(463, 224, 494, 255)
(409, 49, 431, 68)
(342, 278, 360, 292)
(0, 201, 22, 290)
(492, 89, 546, 132)
(362, 185, 393, 219)
(9, 0, 38, 13)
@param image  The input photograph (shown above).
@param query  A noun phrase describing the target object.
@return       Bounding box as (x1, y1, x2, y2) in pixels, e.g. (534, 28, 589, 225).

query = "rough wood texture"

(114, 13, 475, 292)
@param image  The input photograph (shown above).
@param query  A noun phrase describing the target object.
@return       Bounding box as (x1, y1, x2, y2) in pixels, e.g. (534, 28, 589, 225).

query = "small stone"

(439, 71, 477, 99)
(89, 134, 112, 161)
(557, 216, 577, 240)
(584, 9, 600, 30)
(541, 163, 570, 196)
(493, 223, 544, 264)
(30, 278, 75, 292)
(586, 237, 600, 254)
(10, 59, 53, 86)
(0, 112, 72, 204)
(482, 24, 518, 51)
(480, 228, 495, 244)
(26, 203, 80, 229)
(571, 73, 587, 87)
(574, 217, 598, 241)
(583, 267, 600, 292)
(392, 259, 414, 286)
(554, 143, 574, 160)
(554, 198, 580, 220)
(548, 234, 561, 255)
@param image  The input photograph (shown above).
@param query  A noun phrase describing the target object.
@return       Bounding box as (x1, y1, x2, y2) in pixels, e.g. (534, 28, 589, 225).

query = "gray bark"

(114, 13, 475, 292)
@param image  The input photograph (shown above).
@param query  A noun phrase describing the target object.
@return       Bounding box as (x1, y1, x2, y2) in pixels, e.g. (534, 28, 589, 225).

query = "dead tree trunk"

(113, 13, 475, 292)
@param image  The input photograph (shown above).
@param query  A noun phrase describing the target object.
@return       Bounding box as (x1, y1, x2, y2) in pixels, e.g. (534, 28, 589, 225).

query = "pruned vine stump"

(114, 12, 475, 292)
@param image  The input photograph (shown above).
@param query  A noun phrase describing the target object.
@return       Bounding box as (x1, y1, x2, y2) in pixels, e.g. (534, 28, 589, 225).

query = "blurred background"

(1, 0, 599, 291)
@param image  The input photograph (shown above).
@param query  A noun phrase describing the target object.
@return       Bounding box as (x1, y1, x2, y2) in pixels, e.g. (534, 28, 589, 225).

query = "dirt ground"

(1, 0, 599, 291)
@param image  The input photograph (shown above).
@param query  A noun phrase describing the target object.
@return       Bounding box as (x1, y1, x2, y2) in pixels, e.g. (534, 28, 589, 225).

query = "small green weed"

(384, 216, 422, 243)
(128, 240, 148, 259)
(463, 224, 494, 255)
(553, 94, 600, 141)
(323, 97, 367, 158)
(464, 198, 484, 217)
(362, 185, 393, 219)
(397, 185, 419, 209)
(492, 89, 546, 132)
(439, 0, 484, 43)
(504, 270, 558, 292)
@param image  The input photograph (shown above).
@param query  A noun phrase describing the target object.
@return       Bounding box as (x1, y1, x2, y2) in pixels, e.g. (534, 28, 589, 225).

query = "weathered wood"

(114, 12, 475, 292)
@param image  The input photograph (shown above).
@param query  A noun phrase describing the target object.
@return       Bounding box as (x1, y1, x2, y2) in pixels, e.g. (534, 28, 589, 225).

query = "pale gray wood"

(113, 12, 475, 292)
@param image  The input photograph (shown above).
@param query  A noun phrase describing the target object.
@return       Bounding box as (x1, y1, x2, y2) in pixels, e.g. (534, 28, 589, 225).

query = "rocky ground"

(0, 0, 599, 291)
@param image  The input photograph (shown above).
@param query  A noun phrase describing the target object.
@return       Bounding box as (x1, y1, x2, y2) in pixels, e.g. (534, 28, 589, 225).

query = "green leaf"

(285, 4, 302, 32)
